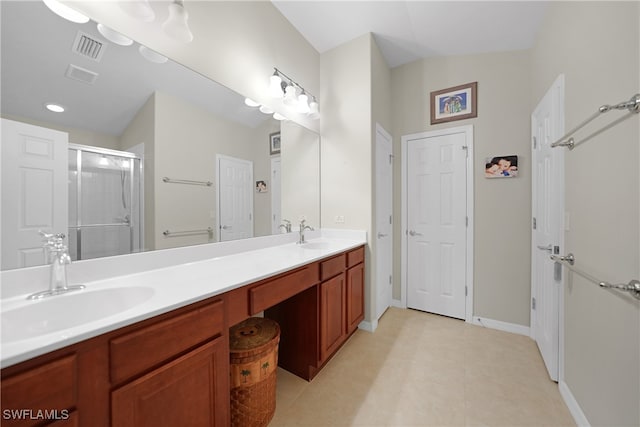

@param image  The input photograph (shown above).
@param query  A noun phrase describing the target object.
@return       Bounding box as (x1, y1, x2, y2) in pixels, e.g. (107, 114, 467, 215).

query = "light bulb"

(259, 105, 274, 114)
(269, 74, 283, 98)
(139, 45, 168, 63)
(97, 24, 133, 46)
(297, 92, 310, 114)
(45, 103, 65, 113)
(308, 98, 320, 119)
(283, 85, 298, 107)
(42, 0, 89, 23)
(273, 113, 286, 121)
(244, 98, 260, 107)
(162, 2, 194, 43)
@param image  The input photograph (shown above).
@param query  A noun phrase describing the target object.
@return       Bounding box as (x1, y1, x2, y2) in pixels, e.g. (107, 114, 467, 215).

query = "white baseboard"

(358, 319, 377, 332)
(391, 299, 404, 308)
(471, 316, 530, 336)
(559, 381, 590, 427)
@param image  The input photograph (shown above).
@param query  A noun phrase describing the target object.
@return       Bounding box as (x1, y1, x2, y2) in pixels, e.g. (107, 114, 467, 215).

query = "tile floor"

(269, 307, 575, 426)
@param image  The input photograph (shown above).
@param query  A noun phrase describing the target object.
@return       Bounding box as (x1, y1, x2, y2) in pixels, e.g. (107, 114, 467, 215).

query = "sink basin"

(2, 286, 155, 342)
(300, 241, 331, 250)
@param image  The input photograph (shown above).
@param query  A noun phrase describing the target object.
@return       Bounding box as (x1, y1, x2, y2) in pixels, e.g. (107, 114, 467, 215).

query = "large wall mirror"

(0, 1, 320, 271)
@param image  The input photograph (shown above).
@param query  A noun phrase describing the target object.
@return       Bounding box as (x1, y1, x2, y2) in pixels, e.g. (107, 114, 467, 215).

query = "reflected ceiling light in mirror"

(42, 0, 89, 23)
(259, 105, 274, 114)
(244, 98, 260, 107)
(97, 24, 133, 46)
(119, 0, 156, 22)
(138, 45, 168, 63)
(45, 103, 65, 113)
(162, 0, 194, 43)
(273, 112, 286, 121)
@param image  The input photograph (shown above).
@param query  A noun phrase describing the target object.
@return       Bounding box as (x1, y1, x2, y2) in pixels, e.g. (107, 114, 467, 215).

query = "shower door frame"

(69, 143, 144, 261)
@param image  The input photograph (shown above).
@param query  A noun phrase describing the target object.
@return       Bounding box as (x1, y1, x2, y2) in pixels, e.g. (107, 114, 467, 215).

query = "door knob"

(377, 232, 388, 239)
(536, 244, 553, 253)
(221, 225, 232, 230)
(408, 230, 423, 237)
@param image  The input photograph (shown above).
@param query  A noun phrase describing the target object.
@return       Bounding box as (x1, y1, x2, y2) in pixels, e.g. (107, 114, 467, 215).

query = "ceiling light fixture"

(138, 45, 168, 63)
(162, 0, 193, 43)
(42, 0, 89, 23)
(269, 68, 319, 119)
(97, 24, 133, 46)
(45, 103, 65, 113)
(119, 0, 156, 22)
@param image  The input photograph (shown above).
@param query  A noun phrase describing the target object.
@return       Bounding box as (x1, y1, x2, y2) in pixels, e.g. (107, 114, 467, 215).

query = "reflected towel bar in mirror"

(163, 227, 213, 237)
(162, 177, 213, 187)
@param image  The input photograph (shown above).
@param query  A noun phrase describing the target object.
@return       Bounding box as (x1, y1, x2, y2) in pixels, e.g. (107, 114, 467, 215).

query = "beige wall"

(391, 50, 532, 326)
(531, 2, 639, 425)
(320, 34, 374, 321)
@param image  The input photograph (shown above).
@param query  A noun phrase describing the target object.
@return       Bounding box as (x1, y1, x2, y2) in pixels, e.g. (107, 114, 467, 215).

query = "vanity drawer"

(320, 254, 346, 281)
(250, 264, 319, 314)
(1, 354, 77, 427)
(109, 299, 224, 385)
(347, 246, 364, 268)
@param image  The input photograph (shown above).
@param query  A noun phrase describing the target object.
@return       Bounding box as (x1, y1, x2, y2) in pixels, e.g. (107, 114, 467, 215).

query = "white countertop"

(0, 231, 366, 368)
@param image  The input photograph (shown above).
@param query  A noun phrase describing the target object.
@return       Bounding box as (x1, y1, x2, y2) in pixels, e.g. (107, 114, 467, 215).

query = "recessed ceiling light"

(138, 45, 168, 64)
(244, 98, 260, 107)
(97, 24, 133, 46)
(45, 103, 65, 113)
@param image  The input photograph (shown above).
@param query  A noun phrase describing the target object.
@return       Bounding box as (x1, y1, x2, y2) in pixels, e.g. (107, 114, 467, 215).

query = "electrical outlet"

(334, 215, 345, 224)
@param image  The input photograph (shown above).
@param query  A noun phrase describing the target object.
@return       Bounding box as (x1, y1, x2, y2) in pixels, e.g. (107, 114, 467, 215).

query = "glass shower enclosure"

(68, 144, 143, 261)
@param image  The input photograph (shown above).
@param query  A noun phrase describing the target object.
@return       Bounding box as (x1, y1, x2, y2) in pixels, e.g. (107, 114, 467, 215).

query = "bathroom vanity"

(0, 237, 365, 426)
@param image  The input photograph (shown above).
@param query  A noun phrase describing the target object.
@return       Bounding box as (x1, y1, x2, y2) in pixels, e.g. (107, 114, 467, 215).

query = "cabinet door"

(319, 273, 346, 362)
(112, 338, 228, 427)
(346, 263, 365, 334)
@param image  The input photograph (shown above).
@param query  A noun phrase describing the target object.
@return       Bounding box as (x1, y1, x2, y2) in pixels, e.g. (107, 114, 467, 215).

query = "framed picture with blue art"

(430, 82, 478, 125)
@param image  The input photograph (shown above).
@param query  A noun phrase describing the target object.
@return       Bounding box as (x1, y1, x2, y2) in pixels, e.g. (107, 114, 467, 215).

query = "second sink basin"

(300, 241, 331, 250)
(2, 286, 155, 342)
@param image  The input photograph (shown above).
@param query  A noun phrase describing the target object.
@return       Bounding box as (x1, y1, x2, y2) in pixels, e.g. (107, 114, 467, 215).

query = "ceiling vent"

(72, 31, 107, 62)
(65, 64, 99, 85)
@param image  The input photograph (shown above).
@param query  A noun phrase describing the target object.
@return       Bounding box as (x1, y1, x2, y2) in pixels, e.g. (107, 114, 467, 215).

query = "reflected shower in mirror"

(0, 1, 320, 270)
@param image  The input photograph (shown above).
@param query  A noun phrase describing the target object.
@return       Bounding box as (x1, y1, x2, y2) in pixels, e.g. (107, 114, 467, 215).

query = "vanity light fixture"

(273, 112, 286, 121)
(119, 0, 156, 23)
(162, 0, 194, 43)
(45, 103, 65, 113)
(97, 24, 133, 46)
(259, 105, 274, 114)
(269, 68, 319, 119)
(42, 0, 89, 23)
(244, 98, 261, 107)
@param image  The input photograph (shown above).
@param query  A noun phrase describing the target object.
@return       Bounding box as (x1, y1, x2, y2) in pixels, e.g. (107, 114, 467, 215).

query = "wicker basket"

(229, 317, 280, 427)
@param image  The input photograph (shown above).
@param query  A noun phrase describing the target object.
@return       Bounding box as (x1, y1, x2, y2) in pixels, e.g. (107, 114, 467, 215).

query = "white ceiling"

(272, 1, 549, 68)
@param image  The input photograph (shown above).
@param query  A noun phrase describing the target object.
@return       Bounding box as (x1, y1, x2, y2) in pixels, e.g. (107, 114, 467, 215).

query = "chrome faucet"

(27, 232, 85, 300)
(297, 219, 314, 244)
(279, 219, 292, 233)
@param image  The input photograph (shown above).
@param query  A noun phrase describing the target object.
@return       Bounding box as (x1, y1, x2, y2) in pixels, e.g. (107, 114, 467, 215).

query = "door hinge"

(465, 216, 468, 227)
(389, 154, 393, 164)
(462, 145, 468, 157)
(389, 275, 392, 285)
(389, 215, 392, 225)
(532, 297, 536, 310)
(465, 286, 468, 297)
(533, 136, 537, 149)
(533, 217, 537, 230)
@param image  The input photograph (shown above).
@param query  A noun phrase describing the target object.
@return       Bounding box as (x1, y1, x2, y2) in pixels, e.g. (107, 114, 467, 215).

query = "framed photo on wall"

(430, 82, 478, 125)
(269, 132, 281, 155)
(485, 155, 518, 178)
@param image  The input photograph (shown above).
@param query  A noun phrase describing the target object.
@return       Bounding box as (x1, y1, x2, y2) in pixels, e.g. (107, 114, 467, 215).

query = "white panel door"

(375, 124, 393, 320)
(217, 155, 253, 242)
(407, 131, 467, 319)
(1, 118, 68, 269)
(270, 156, 282, 234)
(531, 75, 564, 382)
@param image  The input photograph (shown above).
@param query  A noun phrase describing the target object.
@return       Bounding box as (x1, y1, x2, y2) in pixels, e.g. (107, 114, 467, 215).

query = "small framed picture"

(269, 132, 281, 155)
(485, 155, 518, 178)
(430, 82, 478, 125)
(255, 180, 268, 193)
